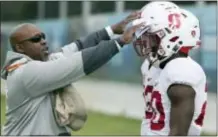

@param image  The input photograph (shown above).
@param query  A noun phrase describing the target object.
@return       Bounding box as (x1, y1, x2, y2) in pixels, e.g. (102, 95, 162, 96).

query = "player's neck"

(159, 52, 188, 69)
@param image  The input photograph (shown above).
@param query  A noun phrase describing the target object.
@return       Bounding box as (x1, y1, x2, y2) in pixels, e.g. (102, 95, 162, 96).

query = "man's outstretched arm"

(73, 11, 141, 50)
(22, 23, 144, 97)
(58, 11, 141, 56)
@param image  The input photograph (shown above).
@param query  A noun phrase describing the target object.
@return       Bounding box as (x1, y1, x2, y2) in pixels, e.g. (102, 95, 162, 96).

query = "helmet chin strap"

(148, 53, 160, 68)
(148, 52, 174, 69)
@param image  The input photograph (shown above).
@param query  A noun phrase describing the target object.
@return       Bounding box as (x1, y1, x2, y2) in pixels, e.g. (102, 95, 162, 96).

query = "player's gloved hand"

(111, 11, 141, 34)
(117, 23, 145, 45)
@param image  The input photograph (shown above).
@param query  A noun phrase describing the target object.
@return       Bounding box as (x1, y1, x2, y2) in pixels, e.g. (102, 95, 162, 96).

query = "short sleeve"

(164, 58, 206, 88)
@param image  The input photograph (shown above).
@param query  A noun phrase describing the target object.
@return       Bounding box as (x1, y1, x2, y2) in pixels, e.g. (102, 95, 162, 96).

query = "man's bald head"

(8, 23, 48, 61)
(9, 23, 41, 51)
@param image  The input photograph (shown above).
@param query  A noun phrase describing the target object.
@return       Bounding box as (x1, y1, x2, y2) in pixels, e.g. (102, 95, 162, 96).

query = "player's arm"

(167, 84, 195, 136)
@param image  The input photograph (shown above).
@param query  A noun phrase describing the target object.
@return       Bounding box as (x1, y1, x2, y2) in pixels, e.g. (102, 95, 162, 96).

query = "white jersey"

(140, 57, 207, 135)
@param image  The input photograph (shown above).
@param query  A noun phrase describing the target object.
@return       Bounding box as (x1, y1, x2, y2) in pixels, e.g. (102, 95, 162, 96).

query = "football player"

(131, 1, 207, 135)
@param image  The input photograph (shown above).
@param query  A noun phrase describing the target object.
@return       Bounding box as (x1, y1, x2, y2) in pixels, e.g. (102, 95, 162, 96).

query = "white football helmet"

(132, 1, 201, 67)
(180, 8, 201, 49)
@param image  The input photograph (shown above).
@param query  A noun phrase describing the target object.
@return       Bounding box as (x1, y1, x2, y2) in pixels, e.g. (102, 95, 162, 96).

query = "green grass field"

(0, 95, 216, 136)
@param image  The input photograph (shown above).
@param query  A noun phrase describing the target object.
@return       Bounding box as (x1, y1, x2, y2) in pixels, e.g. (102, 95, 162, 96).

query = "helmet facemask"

(133, 31, 167, 67)
(133, 32, 161, 57)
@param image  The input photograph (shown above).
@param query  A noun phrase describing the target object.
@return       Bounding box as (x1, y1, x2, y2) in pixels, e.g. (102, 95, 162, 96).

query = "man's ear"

(15, 44, 25, 53)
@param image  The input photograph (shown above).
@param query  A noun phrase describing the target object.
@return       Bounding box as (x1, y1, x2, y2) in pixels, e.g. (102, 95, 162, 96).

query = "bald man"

(1, 12, 143, 135)
(9, 23, 49, 61)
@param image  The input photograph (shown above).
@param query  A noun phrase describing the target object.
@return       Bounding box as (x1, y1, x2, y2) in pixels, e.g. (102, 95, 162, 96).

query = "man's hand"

(111, 11, 141, 34)
(118, 22, 145, 45)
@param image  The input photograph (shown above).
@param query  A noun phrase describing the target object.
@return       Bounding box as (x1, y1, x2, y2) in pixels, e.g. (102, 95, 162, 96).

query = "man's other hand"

(111, 11, 141, 34)
(119, 22, 145, 45)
